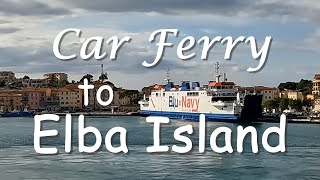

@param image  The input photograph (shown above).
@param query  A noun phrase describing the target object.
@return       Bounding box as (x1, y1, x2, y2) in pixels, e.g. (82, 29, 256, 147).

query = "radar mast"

(214, 62, 222, 82)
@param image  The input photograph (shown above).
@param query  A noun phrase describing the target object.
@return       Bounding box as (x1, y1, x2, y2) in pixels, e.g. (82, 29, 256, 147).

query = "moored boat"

(1, 110, 34, 117)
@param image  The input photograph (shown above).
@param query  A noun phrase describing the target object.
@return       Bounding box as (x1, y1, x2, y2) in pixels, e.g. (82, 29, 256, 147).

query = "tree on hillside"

(303, 99, 312, 107)
(289, 99, 303, 111)
(48, 79, 58, 88)
(279, 98, 289, 111)
(296, 100, 303, 111)
(264, 100, 273, 112)
(99, 73, 108, 82)
(278, 79, 312, 95)
(272, 98, 280, 110)
(278, 82, 297, 91)
(263, 99, 280, 112)
(297, 79, 312, 89)
(23, 75, 30, 80)
(60, 80, 70, 87)
(0, 80, 5, 87)
(297, 79, 312, 95)
(80, 74, 93, 82)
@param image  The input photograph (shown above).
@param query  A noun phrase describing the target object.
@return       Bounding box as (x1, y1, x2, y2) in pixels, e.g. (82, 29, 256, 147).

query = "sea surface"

(0, 116, 319, 180)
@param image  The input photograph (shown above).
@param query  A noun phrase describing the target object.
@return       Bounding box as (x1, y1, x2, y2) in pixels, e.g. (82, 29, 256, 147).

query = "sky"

(0, 0, 320, 90)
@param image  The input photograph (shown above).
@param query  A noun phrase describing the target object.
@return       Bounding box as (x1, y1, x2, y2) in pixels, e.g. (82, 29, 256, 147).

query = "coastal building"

(279, 90, 305, 101)
(307, 94, 315, 100)
(142, 84, 157, 97)
(44, 73, 68, 84)
(313, 99, 320, 112)
(45, 89, 60, 112)
(56, 87, 81, 111)
(0, 92, 22, 112)
(21, 88, 61, 112)
(22, 79, 48, 88)
(22, 88, 47, 110)
(114, 88, 140, 106)
(237, 86, 279, 104)
(22, 88, 52, 111)
(0, 71, 15, 83)
(312, 74, 320, 97)
(287, 91, 305, 101)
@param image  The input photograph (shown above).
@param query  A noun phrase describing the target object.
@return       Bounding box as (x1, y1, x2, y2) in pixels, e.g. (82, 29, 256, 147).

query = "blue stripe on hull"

(140, 110, 240, 122)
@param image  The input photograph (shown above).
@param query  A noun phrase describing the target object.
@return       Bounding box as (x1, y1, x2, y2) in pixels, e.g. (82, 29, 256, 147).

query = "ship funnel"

(224, 73, 227, 82)
(181, 81, 191, 91)
(192, 82, 200, 90)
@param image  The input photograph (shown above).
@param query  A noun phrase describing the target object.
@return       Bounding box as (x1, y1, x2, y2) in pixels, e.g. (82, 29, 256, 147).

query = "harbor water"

(0, 116, 319, 179)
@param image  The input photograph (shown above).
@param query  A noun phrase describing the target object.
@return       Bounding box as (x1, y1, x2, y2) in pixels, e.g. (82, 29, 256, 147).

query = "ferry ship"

(139, 62, 262, 122)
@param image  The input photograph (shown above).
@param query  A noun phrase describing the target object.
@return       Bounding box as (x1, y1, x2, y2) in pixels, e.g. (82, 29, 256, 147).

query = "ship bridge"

(208, 81, 237, 96)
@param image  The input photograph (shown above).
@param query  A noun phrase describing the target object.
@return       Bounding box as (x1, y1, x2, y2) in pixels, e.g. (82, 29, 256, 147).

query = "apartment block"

(44, 73, 68, 84)
(238, 86, 279, 104)
(57, 88, 81, 111)
(312, 74, 320, 96)
(22, 79, 48, 88)
(0, 92, 22, 112)
(0, 71, 15, 83)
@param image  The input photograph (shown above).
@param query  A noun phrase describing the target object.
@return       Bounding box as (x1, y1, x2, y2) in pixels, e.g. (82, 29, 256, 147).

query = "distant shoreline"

(256, 116, 320, 124)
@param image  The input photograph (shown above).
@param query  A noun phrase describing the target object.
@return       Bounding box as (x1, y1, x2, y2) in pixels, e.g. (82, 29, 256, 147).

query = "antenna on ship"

(214, 62, 222, 82)
(164, 68, 171, 84)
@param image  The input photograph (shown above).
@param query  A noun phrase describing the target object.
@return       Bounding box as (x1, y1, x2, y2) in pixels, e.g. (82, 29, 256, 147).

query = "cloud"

(0, 27, 20, 34)
(0, 19, 10, 24)
(302, 28, 320, 52)
(58, 0, 247, 14)
(0, 0, 70, 16)
(51, 0, 320, 24)
(0, 0, 319, 89)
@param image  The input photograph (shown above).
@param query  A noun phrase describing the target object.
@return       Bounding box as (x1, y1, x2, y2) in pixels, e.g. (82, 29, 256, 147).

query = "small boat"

(1, 110, 34, 117)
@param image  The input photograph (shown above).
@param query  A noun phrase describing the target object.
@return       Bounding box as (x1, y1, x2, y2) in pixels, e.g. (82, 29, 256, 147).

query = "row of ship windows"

(211, 86, 234, 89)
(211, 93, 236, 96)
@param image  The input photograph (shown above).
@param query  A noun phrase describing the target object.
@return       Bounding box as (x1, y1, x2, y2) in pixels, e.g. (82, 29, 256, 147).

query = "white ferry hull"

(139, 89, 242, 122)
